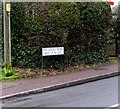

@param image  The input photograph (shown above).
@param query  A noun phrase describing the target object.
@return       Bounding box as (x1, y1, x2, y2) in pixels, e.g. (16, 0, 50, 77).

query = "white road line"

(109, 104, 120, 108)
(105, 104, 120, 109)
(110, 104, 120, 107)
(104, 104, 120, 109)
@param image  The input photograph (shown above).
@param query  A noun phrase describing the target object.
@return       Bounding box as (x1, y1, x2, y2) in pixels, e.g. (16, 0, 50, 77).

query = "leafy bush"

(10, 2, 112, 69)
(116, 4, 120, 54)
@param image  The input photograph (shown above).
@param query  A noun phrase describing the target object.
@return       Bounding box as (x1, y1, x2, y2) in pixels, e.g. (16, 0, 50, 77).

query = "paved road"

(2, 76, 119, 107)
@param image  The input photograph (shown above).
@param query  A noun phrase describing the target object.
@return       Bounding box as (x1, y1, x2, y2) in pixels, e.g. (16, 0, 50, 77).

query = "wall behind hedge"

(11, 2, 112, 69)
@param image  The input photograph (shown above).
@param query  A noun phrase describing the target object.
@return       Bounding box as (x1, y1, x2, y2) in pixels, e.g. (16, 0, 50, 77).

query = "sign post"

(42, 47, 64, 70)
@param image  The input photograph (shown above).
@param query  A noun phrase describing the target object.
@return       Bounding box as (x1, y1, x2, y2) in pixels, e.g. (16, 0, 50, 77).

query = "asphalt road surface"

(2, 76, 119, 107)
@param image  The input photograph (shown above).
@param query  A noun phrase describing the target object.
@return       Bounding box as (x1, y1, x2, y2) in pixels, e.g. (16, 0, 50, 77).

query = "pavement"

(0, 62, 119, 100)
(3, 76, 119, 107)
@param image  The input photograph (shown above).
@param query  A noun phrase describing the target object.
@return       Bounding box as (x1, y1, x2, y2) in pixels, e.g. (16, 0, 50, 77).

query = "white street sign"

(42, 47, 64, 56)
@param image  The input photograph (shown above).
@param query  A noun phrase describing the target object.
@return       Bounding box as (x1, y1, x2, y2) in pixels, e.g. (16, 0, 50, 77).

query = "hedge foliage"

(11, 2, 112, 69)
(116, 4, 120, 54)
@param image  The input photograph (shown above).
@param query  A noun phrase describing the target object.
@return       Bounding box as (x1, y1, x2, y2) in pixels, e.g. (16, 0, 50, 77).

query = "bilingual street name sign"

(42, 47, 64, 56)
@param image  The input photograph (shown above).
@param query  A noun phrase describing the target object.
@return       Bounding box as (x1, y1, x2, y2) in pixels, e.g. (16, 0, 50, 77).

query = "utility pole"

(3, 1, 12, 74)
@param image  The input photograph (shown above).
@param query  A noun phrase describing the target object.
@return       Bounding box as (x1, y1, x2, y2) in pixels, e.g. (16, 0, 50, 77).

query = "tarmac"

(0, 62, 119, 100)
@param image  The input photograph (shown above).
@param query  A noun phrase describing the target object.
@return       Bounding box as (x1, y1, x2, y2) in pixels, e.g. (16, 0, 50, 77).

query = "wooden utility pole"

(3, 1, 12, 73)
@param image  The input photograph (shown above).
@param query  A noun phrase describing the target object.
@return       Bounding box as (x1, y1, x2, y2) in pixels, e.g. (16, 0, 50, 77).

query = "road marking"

(104, 104, 120, 109)
(110, 104, 119, 107)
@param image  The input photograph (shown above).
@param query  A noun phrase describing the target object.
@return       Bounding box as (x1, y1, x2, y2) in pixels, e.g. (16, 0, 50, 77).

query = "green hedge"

(10, 2, 112, 69)
(112, 4, 120, 55)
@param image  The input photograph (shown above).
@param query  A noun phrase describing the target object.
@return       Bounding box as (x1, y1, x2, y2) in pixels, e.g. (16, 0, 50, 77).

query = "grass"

(0, 69, 21, 81)
(85, 65, 97, 69)
(109, 59, 118, 64)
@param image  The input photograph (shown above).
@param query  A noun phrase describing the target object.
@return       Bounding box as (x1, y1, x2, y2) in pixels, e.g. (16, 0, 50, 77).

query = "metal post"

(63, 55, 65, 71)
(41, 56, 44, 70)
